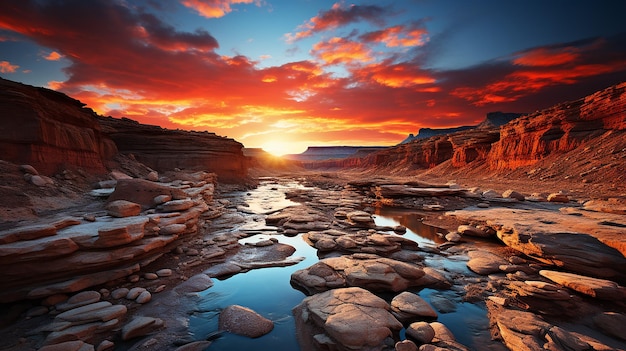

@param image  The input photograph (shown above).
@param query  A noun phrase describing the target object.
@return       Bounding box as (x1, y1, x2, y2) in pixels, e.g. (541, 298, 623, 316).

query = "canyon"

(0, 78, 625, 351)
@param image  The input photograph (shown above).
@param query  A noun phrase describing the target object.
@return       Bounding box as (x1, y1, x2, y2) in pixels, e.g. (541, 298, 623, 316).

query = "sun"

(261, 140, 308, 157)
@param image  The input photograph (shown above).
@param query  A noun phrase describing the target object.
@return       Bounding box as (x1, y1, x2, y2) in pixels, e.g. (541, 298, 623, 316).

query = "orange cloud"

(452, 61, 625, 106)
(0, 60, 18, 73)
(360, 24, 429, 48)
(181, 0, 260, 18)
(355, 62, 436, 88)
(312, 37, 373, 65)
(287, 2, 387, 42)
(513, 47, 579, 66)
(43, 51, 62, 61)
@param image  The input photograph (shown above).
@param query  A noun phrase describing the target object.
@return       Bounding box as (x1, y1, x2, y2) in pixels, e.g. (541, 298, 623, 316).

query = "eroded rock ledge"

(0, 171, 219, 303)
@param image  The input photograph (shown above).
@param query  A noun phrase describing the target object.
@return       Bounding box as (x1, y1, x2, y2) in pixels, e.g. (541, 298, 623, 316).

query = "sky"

(1, 0, 626, 155)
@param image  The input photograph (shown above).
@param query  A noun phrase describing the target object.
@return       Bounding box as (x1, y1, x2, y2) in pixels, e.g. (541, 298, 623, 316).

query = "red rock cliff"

(0, 78, 117, 174)
(488, 82, 626, 170)
(98, 116, 248, 183)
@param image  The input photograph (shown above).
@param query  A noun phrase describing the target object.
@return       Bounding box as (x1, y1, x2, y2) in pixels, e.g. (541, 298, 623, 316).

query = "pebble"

(42, 294, 68, 307)
(126, 287, 146, 300)
(156, 269, 173, 277)
(395, 340, 418, 351)
(128, 274, 140, 283)
(99, 288, 110, 299)
(144, 273, 159, 280)
(83, 214, 97, 222)
(97, 340, 115, 351)
(153, 285, 166, 293)
(111, 288, 130, 299)
(136, 291, 152, 304)
(26, 306, 49, 318)
(56, 290, 101, 311)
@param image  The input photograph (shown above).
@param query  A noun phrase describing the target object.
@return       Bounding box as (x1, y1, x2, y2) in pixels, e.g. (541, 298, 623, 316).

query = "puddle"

(374, 207, 448, 245)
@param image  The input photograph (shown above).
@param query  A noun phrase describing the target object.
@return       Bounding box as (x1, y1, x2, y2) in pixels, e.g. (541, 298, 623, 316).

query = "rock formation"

(98, 116, 247, 183)
(399, 112, 522, 144)
(306, 83, 625, 175)
(0, 77, 117, 174)
(489, 82, 626, 170)
(0, 171, 218, 303)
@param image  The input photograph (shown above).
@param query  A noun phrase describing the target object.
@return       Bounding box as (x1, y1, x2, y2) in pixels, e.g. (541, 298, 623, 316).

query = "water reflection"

(189, 235, 317, 351)
(374, 207, 448, 244)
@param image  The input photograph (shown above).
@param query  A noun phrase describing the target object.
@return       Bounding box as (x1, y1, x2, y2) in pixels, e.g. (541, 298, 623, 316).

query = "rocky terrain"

(0, 78, 625, 351)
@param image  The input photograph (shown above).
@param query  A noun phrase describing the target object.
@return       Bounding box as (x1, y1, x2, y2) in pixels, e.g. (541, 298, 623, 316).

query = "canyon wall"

(98, 117, 248, 183)
(488, 82, 626, 170)
(0, 78, 248, 183)
(308, 82, 625, 173)
(0, 78, 117, 174)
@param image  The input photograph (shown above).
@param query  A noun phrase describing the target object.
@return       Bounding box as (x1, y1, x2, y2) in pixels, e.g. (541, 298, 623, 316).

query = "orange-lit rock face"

(488, 82, 626, 170)
(0, 78, 117, 174)
(98, 116, 248, 183)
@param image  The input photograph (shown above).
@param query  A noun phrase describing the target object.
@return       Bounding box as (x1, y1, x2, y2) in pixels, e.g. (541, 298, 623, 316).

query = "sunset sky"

(1, 1, 626, 155)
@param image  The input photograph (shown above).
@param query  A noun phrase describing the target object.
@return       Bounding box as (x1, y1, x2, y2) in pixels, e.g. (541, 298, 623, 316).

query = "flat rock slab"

(448, 207, 626, 280)
(377, 185, 467, 198)
(540, 270, 626, 300)
(121, 316, 164, 340)
(293, 287, 402, 351)
(493, 308, 594, 351)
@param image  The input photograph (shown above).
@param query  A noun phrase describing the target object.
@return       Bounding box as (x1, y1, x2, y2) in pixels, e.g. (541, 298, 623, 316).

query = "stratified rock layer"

(98, 116, 247, 182)
(489, 82, 626, 169)
(0, 77, 117, 174)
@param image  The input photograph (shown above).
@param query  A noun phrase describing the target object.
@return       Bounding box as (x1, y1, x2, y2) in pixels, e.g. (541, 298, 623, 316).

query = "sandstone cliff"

(488, 82, 626, 169)
(98, 117, 248, 183)
(309, 82, 625, 175)
(0, 78, 117, 174)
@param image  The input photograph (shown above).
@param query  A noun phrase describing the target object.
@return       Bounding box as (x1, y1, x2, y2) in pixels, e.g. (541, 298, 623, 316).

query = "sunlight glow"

(261, 140, 308, 156)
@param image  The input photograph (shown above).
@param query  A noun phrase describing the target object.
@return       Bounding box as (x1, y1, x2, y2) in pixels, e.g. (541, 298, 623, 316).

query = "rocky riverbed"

(1, 167, 625, 351)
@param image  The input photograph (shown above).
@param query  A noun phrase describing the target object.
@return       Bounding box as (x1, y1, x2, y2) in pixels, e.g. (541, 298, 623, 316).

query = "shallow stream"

(188, 180, 490, 350)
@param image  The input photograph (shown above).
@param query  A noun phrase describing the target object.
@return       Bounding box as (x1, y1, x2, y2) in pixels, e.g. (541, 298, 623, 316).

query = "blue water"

(189, 234, 317, 350)
(188, 182, 490, 350)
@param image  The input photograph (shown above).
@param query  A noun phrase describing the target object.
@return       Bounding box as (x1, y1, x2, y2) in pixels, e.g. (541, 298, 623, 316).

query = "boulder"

(547, 193, 570, 203)
(291, 255, 426, 294)
(390, 291, 438, 322)
(107, 179, 187, 209)
(293, 287, 402, 351)
(466, 250, 508, 275)
(502, 190, 525, 201)
(106, 200, 141, 218)
(218, 305, 274, 338)
(406, 321, 435, 344)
